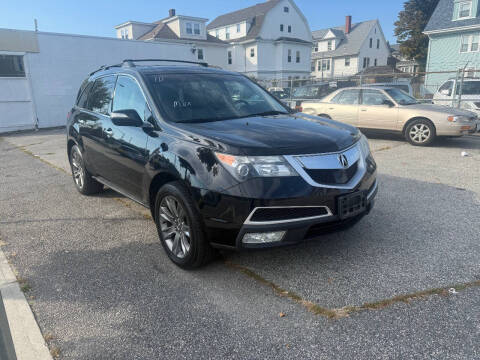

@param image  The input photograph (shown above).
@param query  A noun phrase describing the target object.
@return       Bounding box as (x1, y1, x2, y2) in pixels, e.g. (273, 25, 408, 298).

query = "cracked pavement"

(0, 130, 479, 359)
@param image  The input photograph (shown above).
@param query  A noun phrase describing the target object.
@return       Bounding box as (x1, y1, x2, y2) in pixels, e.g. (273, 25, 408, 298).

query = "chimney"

(169, 9, 176, 17)
(345, 15, 352, 34)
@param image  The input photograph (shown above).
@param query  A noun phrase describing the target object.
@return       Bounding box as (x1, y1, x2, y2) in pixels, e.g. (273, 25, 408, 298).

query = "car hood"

(405, 103, 476, 116)
(173, 114, 360, 156)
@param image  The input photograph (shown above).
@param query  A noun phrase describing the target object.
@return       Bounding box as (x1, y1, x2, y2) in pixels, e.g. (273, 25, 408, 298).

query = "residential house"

(424, 0, 480, 90)
(206, 0, 312, 80)
(311, 17, 390, 79)
(114, 9, 228, 68)
(390, 44, 421, 74)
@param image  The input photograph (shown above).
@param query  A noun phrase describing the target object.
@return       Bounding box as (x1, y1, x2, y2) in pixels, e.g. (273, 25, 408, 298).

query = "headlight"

(448, 115, 469, 122)
(215, 153, 298, 181)
(359, 134, 371, 157)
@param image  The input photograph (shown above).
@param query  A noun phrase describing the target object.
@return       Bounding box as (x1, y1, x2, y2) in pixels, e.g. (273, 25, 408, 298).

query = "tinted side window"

(87, 76, 116, 115)
(361, 90, 389, 106)
(113, 76, 148, 121)
(331, 90, 360, 105)
(77, 81, 93, 109)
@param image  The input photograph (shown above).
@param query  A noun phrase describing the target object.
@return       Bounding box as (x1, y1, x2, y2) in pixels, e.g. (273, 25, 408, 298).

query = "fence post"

(453, 69, 460, 107)
(457, 67, 466, 109)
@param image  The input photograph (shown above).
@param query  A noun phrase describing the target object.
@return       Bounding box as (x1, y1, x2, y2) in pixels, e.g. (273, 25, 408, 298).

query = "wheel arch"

(148, 171, 182, 219)
(402, 116, 436, 136)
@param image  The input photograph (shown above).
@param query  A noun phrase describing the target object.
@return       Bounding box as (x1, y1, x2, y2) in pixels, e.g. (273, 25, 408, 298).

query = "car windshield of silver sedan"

(145, 73, 288, 123)
(385, 88, 418, 105)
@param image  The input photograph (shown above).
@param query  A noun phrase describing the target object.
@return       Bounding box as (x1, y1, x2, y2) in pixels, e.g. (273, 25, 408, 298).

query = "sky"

(1, 0, 405, 43)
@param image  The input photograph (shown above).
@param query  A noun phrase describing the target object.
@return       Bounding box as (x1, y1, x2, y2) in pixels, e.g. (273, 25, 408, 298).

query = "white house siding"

(115, 23, 154, 40)
(209, 22, 249, 41)
(357, 24, 390, 73)
(333, 56, 358, 77)
(258, 0, 311, 41)
(0, 29, 197, 132)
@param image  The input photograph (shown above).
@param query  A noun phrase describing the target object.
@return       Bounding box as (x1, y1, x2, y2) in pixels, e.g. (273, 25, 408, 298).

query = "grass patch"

(226, 261, 480, 319)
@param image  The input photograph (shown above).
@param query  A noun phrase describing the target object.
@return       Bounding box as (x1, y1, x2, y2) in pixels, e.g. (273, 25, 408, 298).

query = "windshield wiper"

(241, 110, 289, 118)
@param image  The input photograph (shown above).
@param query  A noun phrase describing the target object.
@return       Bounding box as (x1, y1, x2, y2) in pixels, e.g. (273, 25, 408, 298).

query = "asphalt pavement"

(0, 131, 479, 359)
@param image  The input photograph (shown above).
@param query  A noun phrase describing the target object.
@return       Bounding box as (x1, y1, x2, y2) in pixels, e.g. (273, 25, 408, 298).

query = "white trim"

(114, 21, 155, 29)
(425, 24, 480, 35)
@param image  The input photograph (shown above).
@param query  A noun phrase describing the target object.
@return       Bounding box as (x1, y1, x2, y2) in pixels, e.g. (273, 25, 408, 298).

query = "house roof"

(206, 0, 281, 30)
(425, 0, 480, 33)
(355, 65, 404, 75)
(312, 20, 378, 59)
(138, 22, 226, 44)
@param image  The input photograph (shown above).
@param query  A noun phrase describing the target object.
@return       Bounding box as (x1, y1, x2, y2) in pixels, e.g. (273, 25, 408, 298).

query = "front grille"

(249, 207, 328, 222)
(304, 161, 358, 185)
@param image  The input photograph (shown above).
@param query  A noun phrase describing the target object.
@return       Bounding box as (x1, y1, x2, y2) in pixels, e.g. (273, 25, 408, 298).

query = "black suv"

(67, 59, 377, 268)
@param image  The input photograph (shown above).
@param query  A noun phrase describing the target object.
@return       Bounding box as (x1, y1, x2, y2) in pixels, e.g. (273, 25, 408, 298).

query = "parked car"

(288, 81, 357, 110)
(67, 60, 378, 268)
(301, 86, 479, 146)
(365, 82, 433, 102)
(433, 78, 480, 115)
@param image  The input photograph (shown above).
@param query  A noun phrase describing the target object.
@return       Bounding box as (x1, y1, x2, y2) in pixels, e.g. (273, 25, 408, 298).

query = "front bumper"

(235, 179, 378, 249)
(197, 170, 377, 250)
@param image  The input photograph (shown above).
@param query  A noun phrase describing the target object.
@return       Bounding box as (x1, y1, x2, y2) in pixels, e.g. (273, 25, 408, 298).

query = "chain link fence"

(253, 69, 480, 112)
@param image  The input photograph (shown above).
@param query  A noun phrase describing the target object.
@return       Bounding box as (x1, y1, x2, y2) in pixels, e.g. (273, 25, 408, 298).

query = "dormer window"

(237, 24, 241, 33)
(194, 23, 200, 35)
(328, 40, 332, 50)
(226, 28, 230, 39)
(458, 1, 472, 19)
(186, 23, 192, 34)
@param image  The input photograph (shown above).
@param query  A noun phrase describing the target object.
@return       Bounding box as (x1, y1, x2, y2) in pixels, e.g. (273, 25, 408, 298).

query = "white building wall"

(357, 22, 390, 72)
(333, 56, 358, 77)
(0, 30, 198, 132)
(208, 21, 248, 41)
(258, 0, 311, 41)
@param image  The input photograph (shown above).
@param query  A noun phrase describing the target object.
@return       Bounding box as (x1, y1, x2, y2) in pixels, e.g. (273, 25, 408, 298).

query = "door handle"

(104, 128, 113, 138)
(360, 109, 367, 112)
(328, 107, 334, 110)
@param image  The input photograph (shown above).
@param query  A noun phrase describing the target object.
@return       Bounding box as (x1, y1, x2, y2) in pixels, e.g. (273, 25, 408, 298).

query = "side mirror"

(440, 89, 451, 96)
(110, 110, 143, 127)
(382, 100, 395, 107)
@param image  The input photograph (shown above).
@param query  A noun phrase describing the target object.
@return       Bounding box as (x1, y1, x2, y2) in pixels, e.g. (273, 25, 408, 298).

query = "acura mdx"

(67, 59, 378, 268)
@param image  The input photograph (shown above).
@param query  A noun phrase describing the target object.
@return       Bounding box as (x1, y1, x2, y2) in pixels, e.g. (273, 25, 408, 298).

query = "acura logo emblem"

(338, 154, 349, 168)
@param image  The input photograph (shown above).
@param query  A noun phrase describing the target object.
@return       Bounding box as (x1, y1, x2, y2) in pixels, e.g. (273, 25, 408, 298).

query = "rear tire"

(405, 119, 436, 146)
(154, 181, 214, 269)
(69, 145, 103, 195)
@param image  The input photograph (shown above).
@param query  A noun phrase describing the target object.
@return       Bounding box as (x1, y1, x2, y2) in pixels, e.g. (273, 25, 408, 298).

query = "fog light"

(242, 231, 286, 244)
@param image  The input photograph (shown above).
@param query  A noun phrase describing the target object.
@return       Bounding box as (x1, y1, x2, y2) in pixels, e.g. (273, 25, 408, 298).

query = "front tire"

(69, 145, 103, 195)
(154, 182, 214, 269)
(405, 119, 436, 146)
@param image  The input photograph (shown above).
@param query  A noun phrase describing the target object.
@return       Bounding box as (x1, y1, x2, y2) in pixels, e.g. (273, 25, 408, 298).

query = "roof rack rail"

(89, 63, 122, 76)
(121, 59, 209, 68)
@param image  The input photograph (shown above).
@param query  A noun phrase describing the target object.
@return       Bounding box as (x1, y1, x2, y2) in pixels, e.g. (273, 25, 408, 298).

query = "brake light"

(67, 111, 71, 120)
(296, 106, 303, 112)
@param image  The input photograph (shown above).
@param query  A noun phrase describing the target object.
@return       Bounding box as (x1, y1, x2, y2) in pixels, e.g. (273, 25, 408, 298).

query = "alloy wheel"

(159, 195, 192, 259)
(409, 123, 431, 144)
(71, 149, 85, 189)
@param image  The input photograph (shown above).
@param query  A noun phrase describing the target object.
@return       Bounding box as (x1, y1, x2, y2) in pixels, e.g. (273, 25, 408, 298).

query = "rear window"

(76, 81, 93, 109)
(86, 76, 116, 115)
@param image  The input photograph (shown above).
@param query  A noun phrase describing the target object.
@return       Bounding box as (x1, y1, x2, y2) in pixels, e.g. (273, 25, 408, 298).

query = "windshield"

(384, 88, 418, 105)
(144, 73, 288, 123)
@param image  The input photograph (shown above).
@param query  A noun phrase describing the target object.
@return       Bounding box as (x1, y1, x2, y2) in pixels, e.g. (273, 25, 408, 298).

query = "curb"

(0, 247, 52, 360)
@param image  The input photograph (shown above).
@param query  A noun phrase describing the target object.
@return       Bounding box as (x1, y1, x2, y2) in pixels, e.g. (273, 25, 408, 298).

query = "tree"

(394, 0, 439, 71)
